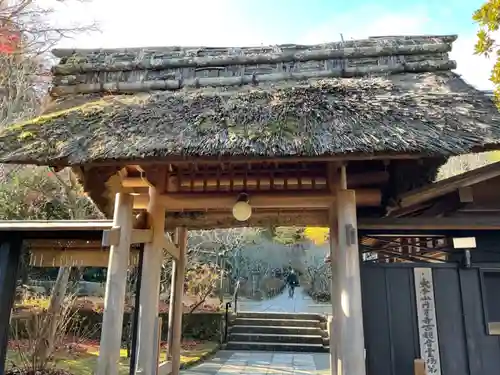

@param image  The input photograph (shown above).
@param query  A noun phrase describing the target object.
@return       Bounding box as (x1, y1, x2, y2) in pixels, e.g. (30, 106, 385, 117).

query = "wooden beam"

(358, 216, 500, 230)
(122, 171, 389, 190)
(29, 246, 108, 252)
(0, 220, 113, 232)
(386, 202, 434, 218)
(122, 177, 152, 188)
(132, 229, 154, 245)
(102, 228, 153, 247)
(134, 189, 381, 210)
(164, 210, 328, 229)
(162, 234, 179, 259)
(458, 204, 500, 212)
(418, 194, 461, 218)
(59, 153, 423, 170)
(162, 210, 500, 231)
(29, 249, 140, 267)
(375, 249, 443, 263)
(26, 239, 103, 249)
(166, 210, 500, 230)
(458, 187, 474, 203)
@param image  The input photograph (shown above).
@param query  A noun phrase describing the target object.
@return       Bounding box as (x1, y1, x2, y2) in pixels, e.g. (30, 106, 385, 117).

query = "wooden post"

(330, 165, 366, 375)
(337, 189, 366, 372)
(328, 164, 340, 375)
(329, 222, 340, 375)
(414, 359, 427, 375)
(136, 187, 166, 375)
(327, 314, 334, 374)
(166, 231, 177, 359)
(168, 228, 187, 375)
(156, 317, 162, 375)
(0, 235, 22, 375)
(97, 193, 134, 375)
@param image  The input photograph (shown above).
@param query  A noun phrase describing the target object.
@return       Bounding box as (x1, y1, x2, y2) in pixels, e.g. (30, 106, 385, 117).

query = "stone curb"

(179, 343, 221, 370)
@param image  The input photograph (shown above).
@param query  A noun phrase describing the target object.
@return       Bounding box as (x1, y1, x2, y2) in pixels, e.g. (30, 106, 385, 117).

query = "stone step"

(226, 341, 328, 353)
(230, 324, 328, 337)
(236, 311, 326, 321)
(233, 317, 321, 327)
(229, 332, 324, 345)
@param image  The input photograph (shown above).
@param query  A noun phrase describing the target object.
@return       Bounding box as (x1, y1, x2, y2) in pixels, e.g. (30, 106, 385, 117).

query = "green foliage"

(303, 227, 329, 244)
(11, 309, 222, 345)
(0, 167, 104, 283)
(0, 167, 101, 220)
(474, 0, 500, 102)
(270, 227, 304, 245)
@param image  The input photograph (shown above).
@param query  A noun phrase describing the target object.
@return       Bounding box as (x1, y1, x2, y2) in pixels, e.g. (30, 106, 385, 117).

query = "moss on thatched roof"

(0, 34, 499, 165)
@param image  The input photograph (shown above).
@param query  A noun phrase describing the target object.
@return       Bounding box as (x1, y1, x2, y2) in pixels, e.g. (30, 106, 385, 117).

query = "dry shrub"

(8, 293, 98, 374)
(260, 277, 285, 298)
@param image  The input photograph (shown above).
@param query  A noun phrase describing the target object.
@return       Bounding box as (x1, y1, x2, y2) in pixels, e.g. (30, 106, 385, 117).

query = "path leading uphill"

(236, 287, 331, 314)
(181, 350, 330, 375)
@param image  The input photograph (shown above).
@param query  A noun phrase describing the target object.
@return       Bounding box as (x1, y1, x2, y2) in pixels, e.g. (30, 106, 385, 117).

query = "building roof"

(0, 34, 499, 166)
(393, 161, 500, 211)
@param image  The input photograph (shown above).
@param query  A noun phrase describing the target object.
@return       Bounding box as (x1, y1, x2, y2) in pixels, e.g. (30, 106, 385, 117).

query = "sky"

(47, 0, 493, 90)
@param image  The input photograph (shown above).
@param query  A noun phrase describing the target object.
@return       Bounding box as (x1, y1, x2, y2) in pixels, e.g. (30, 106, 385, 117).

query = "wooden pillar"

(136, 187, 166, 375)
(329, 212, 339, 375)
(167, 228, 187, 375)
(336, 188, 366, 375)
(328, 164, 340, 375)
(0, 235, 22, 375)
(330, 165, 366, 375)
(97, 193, 134, 375)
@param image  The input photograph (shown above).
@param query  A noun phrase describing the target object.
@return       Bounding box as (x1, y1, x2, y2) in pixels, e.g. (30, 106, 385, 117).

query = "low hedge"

(305, 287, 331, 302)
(10, 310, 223, 343)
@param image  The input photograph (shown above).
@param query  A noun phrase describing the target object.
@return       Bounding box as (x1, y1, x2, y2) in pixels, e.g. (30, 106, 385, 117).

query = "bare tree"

(0, 0, 98, 127)
(180, 228, 259, 305)
(302, 244, 331, 301)
(0, 0, 98, 368)
(33, 169, 104, 364)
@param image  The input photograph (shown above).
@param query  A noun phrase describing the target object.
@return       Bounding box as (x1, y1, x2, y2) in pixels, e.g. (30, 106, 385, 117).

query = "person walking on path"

(286, 269, 299, 298)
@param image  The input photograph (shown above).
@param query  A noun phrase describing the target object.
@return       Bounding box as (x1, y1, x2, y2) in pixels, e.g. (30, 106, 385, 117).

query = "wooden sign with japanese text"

(414, 268, 442, 375)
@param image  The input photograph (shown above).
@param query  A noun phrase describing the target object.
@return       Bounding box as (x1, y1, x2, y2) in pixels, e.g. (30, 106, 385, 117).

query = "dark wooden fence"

(361, 263, 500, 375)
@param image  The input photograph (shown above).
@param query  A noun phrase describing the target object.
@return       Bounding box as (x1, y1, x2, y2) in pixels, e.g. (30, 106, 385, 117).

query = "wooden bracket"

(132, 229, 154, 245)
(102, 227, 153, 247)
(413, 358, 427, 375)
(345, 224, 357, 246)
(141, 166, 168, 192)
(162, 233, 180, 259)
(102, 227, 120, 247)
(458, 186, 474, 203)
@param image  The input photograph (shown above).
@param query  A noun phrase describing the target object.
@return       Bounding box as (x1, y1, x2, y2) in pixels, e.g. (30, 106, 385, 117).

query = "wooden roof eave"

(390, 161, 500, 214)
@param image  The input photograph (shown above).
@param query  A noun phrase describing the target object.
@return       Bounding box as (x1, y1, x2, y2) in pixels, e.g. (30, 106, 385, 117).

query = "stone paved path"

(181, 350, 329, 375)
(181, 289, 332, 375)
(237, 287, 331, 315)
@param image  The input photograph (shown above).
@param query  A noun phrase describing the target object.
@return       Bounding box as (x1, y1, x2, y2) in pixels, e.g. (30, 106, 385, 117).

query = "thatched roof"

(1, 34, 499, 165)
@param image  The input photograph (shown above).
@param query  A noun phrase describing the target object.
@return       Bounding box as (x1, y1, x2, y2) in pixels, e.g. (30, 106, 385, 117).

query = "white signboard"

(414, 268, 442, 375)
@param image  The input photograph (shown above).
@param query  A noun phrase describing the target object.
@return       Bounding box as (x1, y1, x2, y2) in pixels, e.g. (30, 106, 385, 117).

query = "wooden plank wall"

(361, 263, 500, 375)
